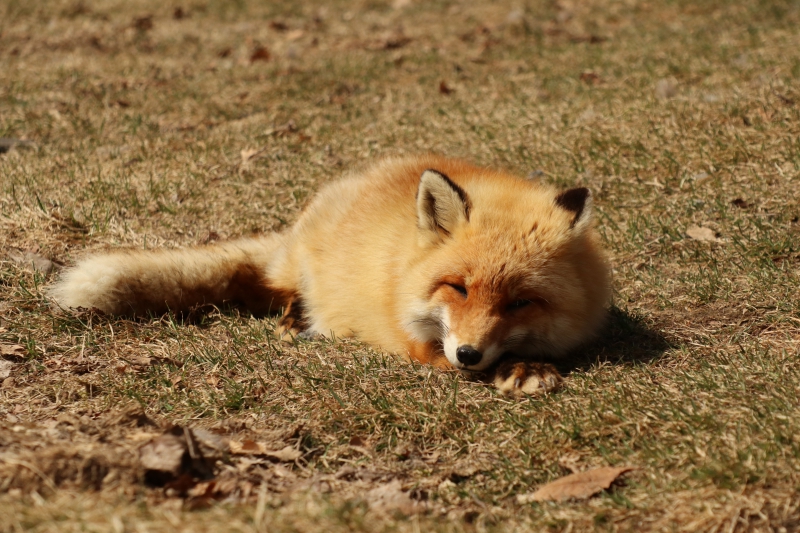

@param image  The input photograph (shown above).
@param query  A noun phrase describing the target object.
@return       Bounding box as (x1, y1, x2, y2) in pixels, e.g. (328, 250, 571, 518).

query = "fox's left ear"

(555, 187, 593, 231)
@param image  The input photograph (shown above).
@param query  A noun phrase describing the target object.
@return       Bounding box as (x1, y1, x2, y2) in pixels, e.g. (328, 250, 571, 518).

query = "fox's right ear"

(416, 169, 471, 242)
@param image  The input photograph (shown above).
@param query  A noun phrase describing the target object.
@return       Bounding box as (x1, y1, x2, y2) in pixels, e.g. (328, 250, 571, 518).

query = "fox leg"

(276, 295, 310, 342)
(489, 359, 563, 396)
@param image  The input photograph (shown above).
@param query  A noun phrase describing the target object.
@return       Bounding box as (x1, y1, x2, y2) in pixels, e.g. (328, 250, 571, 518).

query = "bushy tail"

(50, 235, 289, 316)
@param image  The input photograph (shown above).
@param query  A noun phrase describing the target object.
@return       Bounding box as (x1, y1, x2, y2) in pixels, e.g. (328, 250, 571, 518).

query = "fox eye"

(447, 283, 468, 297)
(507, 298, 532, 311)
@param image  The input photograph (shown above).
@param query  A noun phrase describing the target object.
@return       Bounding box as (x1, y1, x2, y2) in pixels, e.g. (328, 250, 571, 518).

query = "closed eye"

(447, 283, 468, 298)
(506, 298, 532, 311)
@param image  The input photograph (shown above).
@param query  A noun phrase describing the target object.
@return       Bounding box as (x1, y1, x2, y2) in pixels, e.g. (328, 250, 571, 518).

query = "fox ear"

(555, 187, 593, 230)
(417, 169, 470, 240)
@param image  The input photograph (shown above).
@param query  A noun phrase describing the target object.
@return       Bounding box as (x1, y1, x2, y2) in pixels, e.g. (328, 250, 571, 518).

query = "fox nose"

(456, 345, 482, 366)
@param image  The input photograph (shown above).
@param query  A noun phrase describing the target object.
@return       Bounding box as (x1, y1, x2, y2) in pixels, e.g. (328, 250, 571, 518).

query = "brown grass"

(2, 0, 800, 531)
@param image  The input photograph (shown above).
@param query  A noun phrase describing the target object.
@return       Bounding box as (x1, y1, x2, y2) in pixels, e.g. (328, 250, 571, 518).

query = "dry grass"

(2, 0, 800, 531)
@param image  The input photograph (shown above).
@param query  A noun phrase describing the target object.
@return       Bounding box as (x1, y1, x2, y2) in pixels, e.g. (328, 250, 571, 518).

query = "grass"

(1, 0, 800, 531)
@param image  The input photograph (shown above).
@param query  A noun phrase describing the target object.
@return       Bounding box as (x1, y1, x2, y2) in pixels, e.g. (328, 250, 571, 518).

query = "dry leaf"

(265, 446, 302, 462)
(8, 250, 56, 274)
(0, 360, 15, 380)
(250, 46, 271, 62)
(229, 440, 301, 461)
(439, 80, 453, 95)
(686, 225, 723, 243)
(133, 15, 154, 32)
(580, 71, 601, 84)
(240, 147, 262, 165)
(367, 479, 422, 515)
(655, 77, 678, 99)
(1, 344, 25, 357)
(286, 29, 304, 41)
(0, 138, 35, 153)
(517, 466, 634, 503)
(139, 433, 187, 475)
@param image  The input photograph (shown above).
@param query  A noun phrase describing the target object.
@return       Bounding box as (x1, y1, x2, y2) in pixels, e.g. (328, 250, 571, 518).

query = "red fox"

(51, 155, 610, 395)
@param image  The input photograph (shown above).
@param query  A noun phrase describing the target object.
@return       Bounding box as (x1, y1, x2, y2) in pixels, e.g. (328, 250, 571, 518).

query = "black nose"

(456, 345, 482, 366)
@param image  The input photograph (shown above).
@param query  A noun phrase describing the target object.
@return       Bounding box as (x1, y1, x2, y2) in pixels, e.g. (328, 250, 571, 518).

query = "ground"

(1, 0, 800, 531)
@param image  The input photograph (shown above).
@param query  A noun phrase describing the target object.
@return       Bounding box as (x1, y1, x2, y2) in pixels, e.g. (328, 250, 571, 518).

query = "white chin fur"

(443, 332, 462, 368)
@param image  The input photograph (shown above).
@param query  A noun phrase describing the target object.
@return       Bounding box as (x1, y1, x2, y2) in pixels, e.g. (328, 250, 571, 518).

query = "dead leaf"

(655, 77, 678, 99)
(0, 360, 15, 380)
(349, 436, 366, 447)
(240, 147, 264, 165)
(517, 466, 635, 503)
(686, 225, 723, 243)
(133, 15, 153, 32)
(125, 356, 151, 367)
(367, 479, 423, 516)
(579, 71, 601, 84)
(7, 250, 56, 274)
(439, 80, 453, 95)
(229, 440, 301, 461)
(731, 198, 752, 209)
(0, 138, 35, 154)
(265, 446, 302, 462)
(250, 46, 271, 63)
(286, 29, 304, 41)
(139, 432, 187, 476)
(1, 344, 25, 358)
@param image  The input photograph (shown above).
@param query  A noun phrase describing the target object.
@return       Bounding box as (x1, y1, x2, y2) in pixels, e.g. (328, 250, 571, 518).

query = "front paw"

(491, 360, 563, 397)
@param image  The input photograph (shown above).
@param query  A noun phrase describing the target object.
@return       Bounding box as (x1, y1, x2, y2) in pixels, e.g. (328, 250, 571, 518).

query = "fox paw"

(491, 360, 563, 397)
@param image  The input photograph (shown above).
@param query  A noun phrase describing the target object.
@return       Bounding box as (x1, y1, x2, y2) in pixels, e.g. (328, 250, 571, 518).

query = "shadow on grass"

(558, 305, 673, 375)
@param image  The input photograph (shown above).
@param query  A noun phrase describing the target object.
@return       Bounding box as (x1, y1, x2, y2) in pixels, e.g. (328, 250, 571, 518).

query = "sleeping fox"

(51, 155, 610, 396)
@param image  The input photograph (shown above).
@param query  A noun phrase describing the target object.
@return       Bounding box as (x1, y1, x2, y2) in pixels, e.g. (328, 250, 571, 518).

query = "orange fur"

(51, 155, 611, 394)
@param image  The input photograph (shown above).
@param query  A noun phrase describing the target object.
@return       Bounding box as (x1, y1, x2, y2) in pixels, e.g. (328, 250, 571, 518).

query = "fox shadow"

(552, 305, 672, 376)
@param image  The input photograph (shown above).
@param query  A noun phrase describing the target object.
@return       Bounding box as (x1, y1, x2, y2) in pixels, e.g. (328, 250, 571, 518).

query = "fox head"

(402, 167, 610, 371)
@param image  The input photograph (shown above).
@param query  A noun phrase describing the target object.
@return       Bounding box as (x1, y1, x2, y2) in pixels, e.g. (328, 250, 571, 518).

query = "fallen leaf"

(250, 46, 271, 62)
(439, 80, 453, 95)
(686, 225, 723, 243)
(125, 355, 152, 366)
(517, 466, 635, 503)
(286, 29, 304, 41)
(139, 432, 187, 476)
(229, 440, 301, 461)
(240, 147, 263, 165)
(269, 20, 289, 31)
(0, 360, 15, 380)
(655, 77, 678, 99)
(579, 71, 601, 84)
(367, 479, 423, 515)
(7, 250, 56, 274)
(731, 198, 752, 209)
(1, 344, 25, 357)
(0, 138, 35, 153)
(349, 436, 366, 447)
(265, 446, 302, 462)
(133, 15, 153, 32)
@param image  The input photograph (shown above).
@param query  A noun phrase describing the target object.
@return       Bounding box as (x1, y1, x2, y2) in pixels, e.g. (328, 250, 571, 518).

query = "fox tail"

(50, 236, 288, 316)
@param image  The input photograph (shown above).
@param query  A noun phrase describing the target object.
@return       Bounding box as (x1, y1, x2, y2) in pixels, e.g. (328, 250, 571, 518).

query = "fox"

(51, 155, 610, 396)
